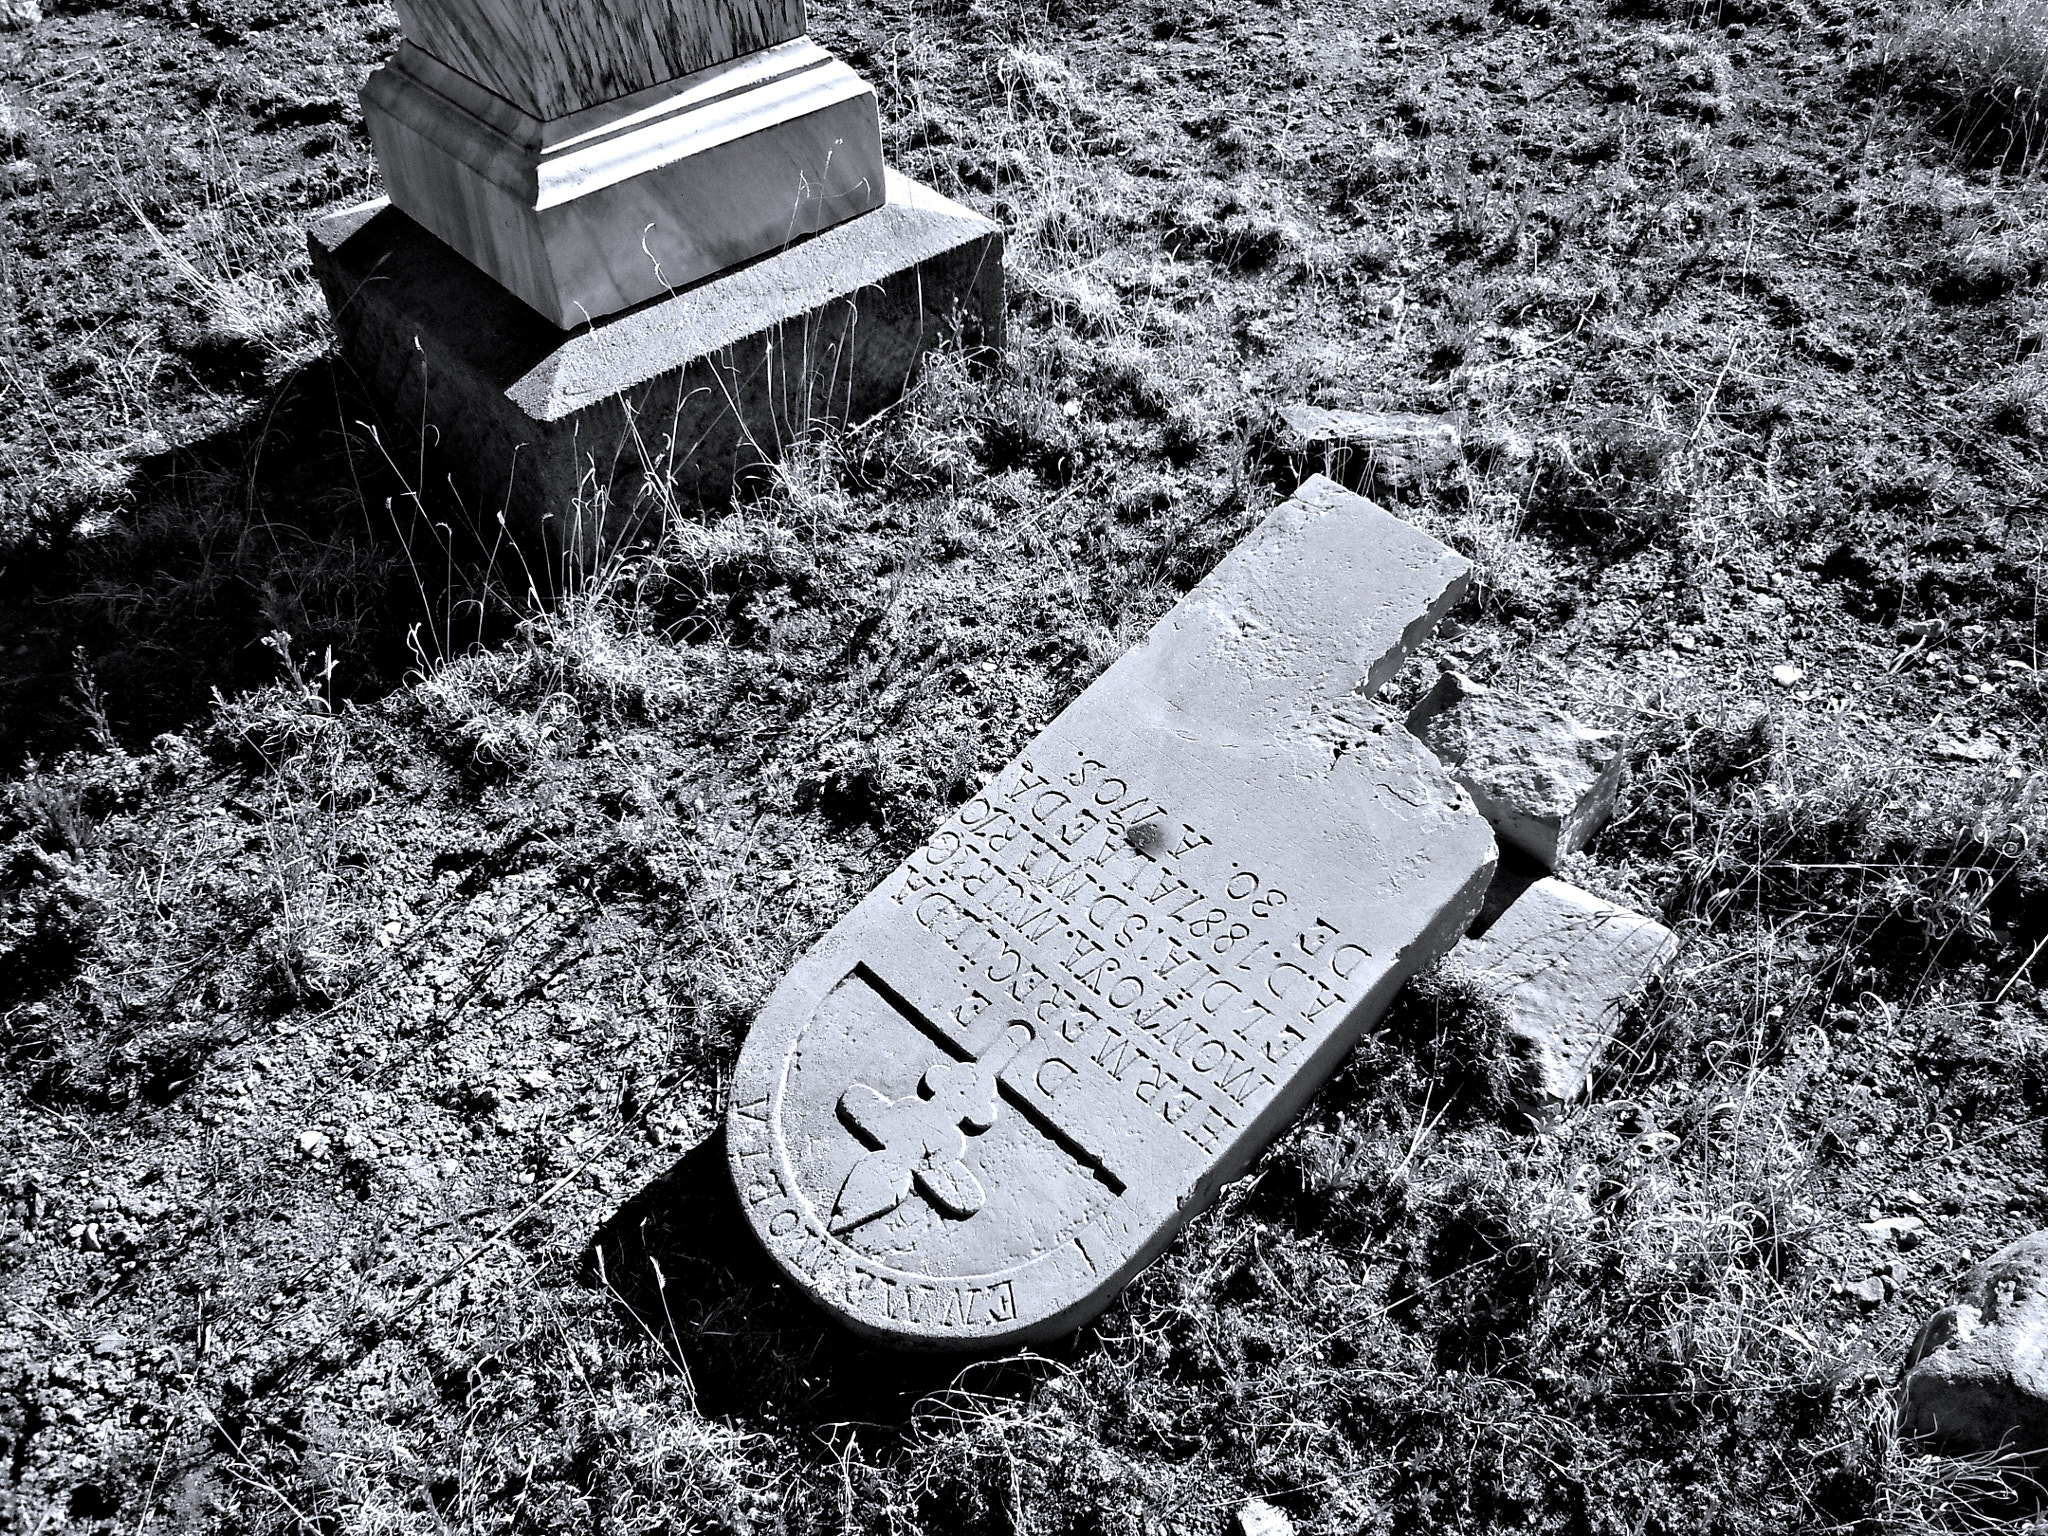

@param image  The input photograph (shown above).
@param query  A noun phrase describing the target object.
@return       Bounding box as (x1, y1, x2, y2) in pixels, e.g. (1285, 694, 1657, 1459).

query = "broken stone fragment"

(1934, 735, 2003, 763)
(1452, 877, 1677, 1110)
(1278, 404, 1461, 499)
(1406, 672, 1624, 869)
(1902, 1229, 2048, 1459)
(1861, 1216, 1927, 1248)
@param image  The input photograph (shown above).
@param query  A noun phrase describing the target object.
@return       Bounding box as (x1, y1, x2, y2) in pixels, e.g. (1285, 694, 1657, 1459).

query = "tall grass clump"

(1893, 0, 2048, 173)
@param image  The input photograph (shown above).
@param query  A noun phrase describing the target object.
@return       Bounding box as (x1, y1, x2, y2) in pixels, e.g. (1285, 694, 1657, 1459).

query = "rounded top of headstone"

(394, 0, 808, 120)
(726, 721, 1495, 1348)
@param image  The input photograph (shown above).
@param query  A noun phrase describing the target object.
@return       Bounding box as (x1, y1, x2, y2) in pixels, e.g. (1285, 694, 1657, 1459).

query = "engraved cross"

(829, 964, 1123, 1233)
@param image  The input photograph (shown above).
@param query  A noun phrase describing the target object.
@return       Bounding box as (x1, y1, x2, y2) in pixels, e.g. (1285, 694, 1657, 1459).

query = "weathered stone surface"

(1903, 1230, 2048, 1458)
(309, 171, 1000, 557)
(361, 37, 885, 327)
(1406, 672, 1624, 869)
(1452, 877, 1676, 1109)
(1232, 1500, 1295, 1536)
(392, 0, 806, 121)
(726, 476, 1497, 1348)
(1279, 405, 1461, 498)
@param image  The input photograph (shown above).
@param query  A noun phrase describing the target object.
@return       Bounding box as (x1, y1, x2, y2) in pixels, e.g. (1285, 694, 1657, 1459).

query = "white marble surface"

(393, 0, 806, 119)
(362, 36, 886, 327)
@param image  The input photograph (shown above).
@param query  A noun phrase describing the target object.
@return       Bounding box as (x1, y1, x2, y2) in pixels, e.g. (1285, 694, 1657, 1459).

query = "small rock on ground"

(1902, 1228, 2048, 1459)
(1232, 1499, 1295, 1536)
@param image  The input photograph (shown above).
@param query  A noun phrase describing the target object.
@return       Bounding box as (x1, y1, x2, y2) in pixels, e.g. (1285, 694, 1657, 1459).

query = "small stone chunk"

(1278, 405, 1461, 498)
(1861, 1216, 1927, 1247)
(1452, 878, 1677, 1109)
(728, 476, 1496, 1348)
(1934, 736, 2003, 763)
(1903, 1229, 2048, 1458)
(1232, 1499, 1295, 1536)
(1406, 672, 1624, 869)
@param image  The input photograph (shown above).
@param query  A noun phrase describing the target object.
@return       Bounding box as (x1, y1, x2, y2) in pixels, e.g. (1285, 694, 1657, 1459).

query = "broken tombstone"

(726, 475, 1497, 1347)
(1452, 877, 1676, 1111)
(1406, 671, 1625, 869)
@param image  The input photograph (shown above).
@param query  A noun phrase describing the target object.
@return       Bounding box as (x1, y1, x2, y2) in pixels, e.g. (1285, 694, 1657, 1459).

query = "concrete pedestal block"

(309, 170, 1002, 559)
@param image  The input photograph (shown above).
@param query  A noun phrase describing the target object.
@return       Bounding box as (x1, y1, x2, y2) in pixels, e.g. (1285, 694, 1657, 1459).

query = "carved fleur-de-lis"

(829, 1021, 1032, 1233)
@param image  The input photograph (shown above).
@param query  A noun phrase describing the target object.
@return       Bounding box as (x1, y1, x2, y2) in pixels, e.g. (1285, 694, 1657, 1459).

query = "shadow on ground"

(589, 1128, 1049, 1433)
(0, 355, 529, 769)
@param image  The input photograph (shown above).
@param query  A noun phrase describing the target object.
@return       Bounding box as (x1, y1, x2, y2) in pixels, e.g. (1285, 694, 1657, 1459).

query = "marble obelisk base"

(310, 170, 1003, 561)
(361, 37, 887, 327)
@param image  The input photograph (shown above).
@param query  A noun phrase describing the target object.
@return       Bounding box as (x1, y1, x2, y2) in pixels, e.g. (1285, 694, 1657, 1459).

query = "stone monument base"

(361, 38, 887, 326)
(309, 169, 1003, 561)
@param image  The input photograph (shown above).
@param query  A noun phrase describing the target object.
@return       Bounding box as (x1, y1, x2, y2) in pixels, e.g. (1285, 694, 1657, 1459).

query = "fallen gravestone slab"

(1406, 671, 1624, 869)
(1453, 877, 1676, 1110)
(727, 475, 1497, 1348)
(1903, 1229, 2048, 1460)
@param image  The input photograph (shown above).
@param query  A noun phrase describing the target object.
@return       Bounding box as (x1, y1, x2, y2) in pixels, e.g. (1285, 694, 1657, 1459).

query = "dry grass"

(9, 0, 2048, 1529)
(1894, 0, 2048, 173)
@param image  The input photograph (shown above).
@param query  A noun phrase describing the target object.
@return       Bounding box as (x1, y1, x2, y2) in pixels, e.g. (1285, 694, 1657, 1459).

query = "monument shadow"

(589, 1126, 1059, 1432)
(0, 352, 542, 770)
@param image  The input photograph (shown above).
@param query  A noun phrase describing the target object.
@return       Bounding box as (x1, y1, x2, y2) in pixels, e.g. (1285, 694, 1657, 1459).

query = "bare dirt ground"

(2, 0, 2047, 1528)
